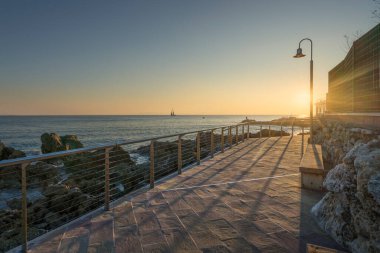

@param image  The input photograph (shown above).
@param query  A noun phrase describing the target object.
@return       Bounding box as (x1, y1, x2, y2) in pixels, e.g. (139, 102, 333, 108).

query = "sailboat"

(170, 109, 176, 116)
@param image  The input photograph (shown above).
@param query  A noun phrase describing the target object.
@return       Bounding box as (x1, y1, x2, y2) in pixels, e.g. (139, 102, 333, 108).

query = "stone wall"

(311, 119, 380, 253)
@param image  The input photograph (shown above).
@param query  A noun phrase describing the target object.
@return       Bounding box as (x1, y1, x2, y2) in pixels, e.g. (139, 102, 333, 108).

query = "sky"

(0, 0, 377, 115)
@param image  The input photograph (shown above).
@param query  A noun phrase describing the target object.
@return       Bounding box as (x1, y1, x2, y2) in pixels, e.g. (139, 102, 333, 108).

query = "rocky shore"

(0, 134, 150, 252)
(311, 120, 380, 253)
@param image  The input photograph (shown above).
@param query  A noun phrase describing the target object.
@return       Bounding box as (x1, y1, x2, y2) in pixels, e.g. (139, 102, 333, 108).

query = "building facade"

(327, 23, 380, 113)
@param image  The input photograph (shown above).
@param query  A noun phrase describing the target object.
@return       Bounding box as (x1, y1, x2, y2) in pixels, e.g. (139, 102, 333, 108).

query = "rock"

(41, 133, 66, 153)
(110, 145, 134, 166)
(361, 129, 374, 135)
(9, 150, 26, 159)
(28, 161, 59, 188)
(43, 184, 69, 197)
(350, 128, 362, 134)
(61, 135, 84, 150)
(342, 143, 367, 167)
(323, 164, 355, 193)
(368, 173, 380, 205)
(0, 142, 25, 160)
(354, 149, 380, 194)
(250, 129, 289, 138)
(0, 143, 27, 189)
(6, 198, 22, 210)
(0, 142, 4, 157)
(312, 132, 380, 253)
(41, 133, 84, 154)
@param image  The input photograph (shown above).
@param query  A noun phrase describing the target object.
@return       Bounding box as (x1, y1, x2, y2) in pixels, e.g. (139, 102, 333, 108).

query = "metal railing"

(0, 121, 307, 252)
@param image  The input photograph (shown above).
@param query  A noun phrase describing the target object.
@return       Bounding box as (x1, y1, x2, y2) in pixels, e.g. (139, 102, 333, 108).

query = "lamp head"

(293, 48, 306, 58)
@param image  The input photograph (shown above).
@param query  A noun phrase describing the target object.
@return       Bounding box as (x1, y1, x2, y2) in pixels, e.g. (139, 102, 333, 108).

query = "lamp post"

(294, 38, 313, 144)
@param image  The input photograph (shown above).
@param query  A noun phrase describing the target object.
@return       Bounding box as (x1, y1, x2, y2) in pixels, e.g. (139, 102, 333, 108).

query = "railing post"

(247, 123, 250, 139)
(292, 121, 294, 136)
(221, 128, 225, 153)
(242, 124, 245, 142)
(21, 162, 29, 253)
(268, 125, 271, 138)
(280, 122, 283, 137)
(150, 140, 155, 189)
(235, 125, 239, 145)
(104, 147, 111, 211)
(260, 125, 262, 138)
(210, 129, 215, 158)
(197, 132, 201, 165)
(178, 135, 182, 174)
(228, 127, 232, 147)
(302, 126, 305, 156)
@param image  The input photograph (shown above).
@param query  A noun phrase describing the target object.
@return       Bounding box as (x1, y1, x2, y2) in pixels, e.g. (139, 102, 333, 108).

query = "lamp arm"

(298, 38, 313, 60)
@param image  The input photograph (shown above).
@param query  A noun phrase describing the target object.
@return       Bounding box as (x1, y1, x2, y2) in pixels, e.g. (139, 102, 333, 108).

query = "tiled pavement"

(27, 136, 345, 253)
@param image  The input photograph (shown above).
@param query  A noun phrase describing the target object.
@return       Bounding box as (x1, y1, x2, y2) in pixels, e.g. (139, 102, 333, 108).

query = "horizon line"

(0, 114, 292, 117)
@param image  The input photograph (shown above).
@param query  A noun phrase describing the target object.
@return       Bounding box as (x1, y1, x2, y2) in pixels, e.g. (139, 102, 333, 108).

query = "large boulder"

(312, 139, 380, 253)
(41, 133, 83, 154)
(0, 142, 26, 189)
(28, 161, 59, 188)
(41, 133, 66, 154)
(0, 141, 25, 160)
(61, 135, 84, 150)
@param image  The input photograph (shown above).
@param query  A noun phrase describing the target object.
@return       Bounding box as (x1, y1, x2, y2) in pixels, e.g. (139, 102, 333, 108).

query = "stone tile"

(114, 225, 142, 253)
(223, 237, 260, 253)
(58, 234, 89, 253)
(200, 244, 232, 253)
(189, 230, 225, 249)
(163, 228, 198, 251)
(142, 243, 171, 253)
(182, 196, 210, 212)
(167, 198, 192, 211)
(251, 219, 285, 234)
(113, 202, 136, 228)
(173, 208, 197, 218)
(205, 219, 233, 231)
(179, 214, 209, 233)
(242, 229, 291, 252)
(88, 214, 114, 252)
(211, 228, 240, 241)
(230, 219, 259, 235)
(148, 192, 167, 206)
(135, 211, 161, 233)
(28, 233, 62, 253)
(150, 203, 176, 218)
(268, 231, 300, 252)
(158, 216, 183, 230)
(140, 230, 166, 246)
(87, 243, 115, 253)
(64, 226, 90, 238)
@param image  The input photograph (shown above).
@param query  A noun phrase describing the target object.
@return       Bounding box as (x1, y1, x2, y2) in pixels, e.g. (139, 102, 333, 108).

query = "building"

(326, 23, 380, 113)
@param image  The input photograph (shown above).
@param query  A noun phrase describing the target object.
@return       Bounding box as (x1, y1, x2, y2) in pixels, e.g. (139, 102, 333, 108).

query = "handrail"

(0, 124, 240, 168)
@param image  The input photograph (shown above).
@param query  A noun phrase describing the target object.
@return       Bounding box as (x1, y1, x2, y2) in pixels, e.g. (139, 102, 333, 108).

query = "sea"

(0, 115, 286, 156)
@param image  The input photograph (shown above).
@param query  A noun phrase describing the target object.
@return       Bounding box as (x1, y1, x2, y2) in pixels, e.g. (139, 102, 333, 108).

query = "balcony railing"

(0, 121, 307, 252)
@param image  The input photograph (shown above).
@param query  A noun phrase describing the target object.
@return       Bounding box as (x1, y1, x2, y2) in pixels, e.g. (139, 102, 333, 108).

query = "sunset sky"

(0, 1, 377, 115)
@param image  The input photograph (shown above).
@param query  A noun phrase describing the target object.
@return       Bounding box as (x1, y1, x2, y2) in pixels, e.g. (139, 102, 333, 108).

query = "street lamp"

(294, 38, 313, 143)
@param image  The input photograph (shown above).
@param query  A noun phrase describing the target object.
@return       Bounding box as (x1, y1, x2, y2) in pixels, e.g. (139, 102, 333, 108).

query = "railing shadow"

(146, 136, 285, 251)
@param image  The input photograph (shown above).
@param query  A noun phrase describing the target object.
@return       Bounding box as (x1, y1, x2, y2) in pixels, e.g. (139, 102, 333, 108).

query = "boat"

(170, 109, 176, 116)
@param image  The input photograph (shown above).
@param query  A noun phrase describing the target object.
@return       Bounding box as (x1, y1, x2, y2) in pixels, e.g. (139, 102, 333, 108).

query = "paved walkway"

(27, 136, 344, 253)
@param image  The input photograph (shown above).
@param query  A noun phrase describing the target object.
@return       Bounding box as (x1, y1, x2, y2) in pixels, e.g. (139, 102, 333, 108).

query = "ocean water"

(0, 115, 284, 156)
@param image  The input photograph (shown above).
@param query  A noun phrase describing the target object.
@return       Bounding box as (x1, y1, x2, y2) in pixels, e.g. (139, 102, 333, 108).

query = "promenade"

(27, 136, 344, 253)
